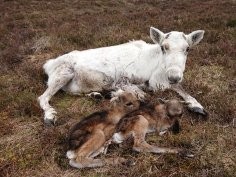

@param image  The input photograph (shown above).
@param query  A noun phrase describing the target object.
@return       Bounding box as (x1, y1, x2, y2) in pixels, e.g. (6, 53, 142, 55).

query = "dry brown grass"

(0, 0, 235, 176)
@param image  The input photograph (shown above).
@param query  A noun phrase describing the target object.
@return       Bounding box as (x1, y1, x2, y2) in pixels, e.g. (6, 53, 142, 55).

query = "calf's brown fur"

(66, 90, 140, 169)
(112, 99, 186, 154)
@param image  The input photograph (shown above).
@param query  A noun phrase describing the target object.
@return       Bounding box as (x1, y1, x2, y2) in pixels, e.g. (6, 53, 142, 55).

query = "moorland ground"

(0, 0, 235, 176)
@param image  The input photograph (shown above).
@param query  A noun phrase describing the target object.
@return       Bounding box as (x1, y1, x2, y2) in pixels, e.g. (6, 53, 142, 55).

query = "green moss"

(55, 94, 78, 109)
(226, 19, 236, 27)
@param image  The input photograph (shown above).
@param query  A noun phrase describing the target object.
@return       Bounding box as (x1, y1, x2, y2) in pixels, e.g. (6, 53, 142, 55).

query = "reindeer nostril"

(168, 76, 181, 84)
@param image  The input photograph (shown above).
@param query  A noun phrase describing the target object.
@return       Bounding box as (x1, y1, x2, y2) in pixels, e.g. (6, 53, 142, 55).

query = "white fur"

(66, 150, 76, 159)
(159, 130, 168, 136)
(112, 132, 125, 144)
(86, 92, 102, 98)
(69, 159, 83, 168)
(38, 27, 205, 123)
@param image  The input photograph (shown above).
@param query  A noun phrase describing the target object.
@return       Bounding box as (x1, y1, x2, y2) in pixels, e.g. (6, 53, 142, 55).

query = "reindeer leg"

(171, 84, 208, 117)
(38, 65, 74, 125)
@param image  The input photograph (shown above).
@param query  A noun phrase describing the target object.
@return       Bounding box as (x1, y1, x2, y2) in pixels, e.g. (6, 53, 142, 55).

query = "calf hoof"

(189, 107, 208, 117)
(178, 149, 194, 158)
(132, 146, 143, 152)
(122, 159, 136, 166)
(87, 92, 103, 99)
(69, 159, 83, 169)
(66, 150, 76, 159)
(112, 133, 124, 144)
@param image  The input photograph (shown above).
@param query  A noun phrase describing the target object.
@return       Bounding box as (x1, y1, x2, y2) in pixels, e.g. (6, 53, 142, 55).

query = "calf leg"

(69, 130, 127, 168)
(133, 139, 180, 154)
(131, 116, 181, 154)
(112, 132, 130, 144)
(86, 92, 103, 99)
(38, 65, 74, 125)
(69, 130, 106, 168)
(90, 139, 112, 158)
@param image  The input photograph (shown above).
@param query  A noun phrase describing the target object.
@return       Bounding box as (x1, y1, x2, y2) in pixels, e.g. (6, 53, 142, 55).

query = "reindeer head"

(150, 27, 205, 85)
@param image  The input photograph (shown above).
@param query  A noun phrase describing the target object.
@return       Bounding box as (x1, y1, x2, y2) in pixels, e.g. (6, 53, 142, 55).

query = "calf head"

(110, 89, 140, 114)
(155, 99, 184, 135)
(150, 27, 205, 84)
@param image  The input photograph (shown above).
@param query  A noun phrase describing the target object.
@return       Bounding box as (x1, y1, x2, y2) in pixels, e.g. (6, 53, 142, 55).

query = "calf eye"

(126, 102, 133, 106)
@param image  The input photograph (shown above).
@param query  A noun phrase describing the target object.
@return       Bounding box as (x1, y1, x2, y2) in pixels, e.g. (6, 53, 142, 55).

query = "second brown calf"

(112, 99, 189, 155)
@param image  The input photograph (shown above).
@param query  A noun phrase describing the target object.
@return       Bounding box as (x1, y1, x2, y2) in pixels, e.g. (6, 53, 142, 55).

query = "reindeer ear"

(150, 27, 165, 44)
(186, 30, 205, 47)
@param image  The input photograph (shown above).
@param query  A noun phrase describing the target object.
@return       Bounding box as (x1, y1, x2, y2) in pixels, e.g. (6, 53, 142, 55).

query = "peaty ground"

(0, 0, 235, 176)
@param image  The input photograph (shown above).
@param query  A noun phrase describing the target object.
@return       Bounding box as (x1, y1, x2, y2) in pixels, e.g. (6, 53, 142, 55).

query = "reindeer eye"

(161, 44, 169, 54)
(164, 44, 169, 50)
(161, 45, 165, 53)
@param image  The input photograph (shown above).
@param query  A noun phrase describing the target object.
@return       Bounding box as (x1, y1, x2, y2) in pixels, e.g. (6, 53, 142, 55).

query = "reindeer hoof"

(44, 110, 57, 126)
(189, 107, 208, 117)
(44, 118, 56, 126)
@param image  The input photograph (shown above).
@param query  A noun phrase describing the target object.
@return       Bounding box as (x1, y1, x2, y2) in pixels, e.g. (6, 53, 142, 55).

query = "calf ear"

(186, 30, 205, 47)
(110, 96, 120, 104)
(150, 27, 165, 44)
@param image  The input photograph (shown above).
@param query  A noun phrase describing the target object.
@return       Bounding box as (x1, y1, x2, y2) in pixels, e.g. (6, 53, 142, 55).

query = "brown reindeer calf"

(66, 90, 140, 168)
(112, 99, 191, 155)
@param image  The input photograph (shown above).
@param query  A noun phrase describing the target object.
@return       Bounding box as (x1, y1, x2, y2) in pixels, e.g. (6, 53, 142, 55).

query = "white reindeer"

(38, 27, 207, 125)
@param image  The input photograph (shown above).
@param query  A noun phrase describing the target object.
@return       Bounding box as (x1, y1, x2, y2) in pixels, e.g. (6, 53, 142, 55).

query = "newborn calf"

(112, 99, 186, 155)
(66, 90, 140, 169)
